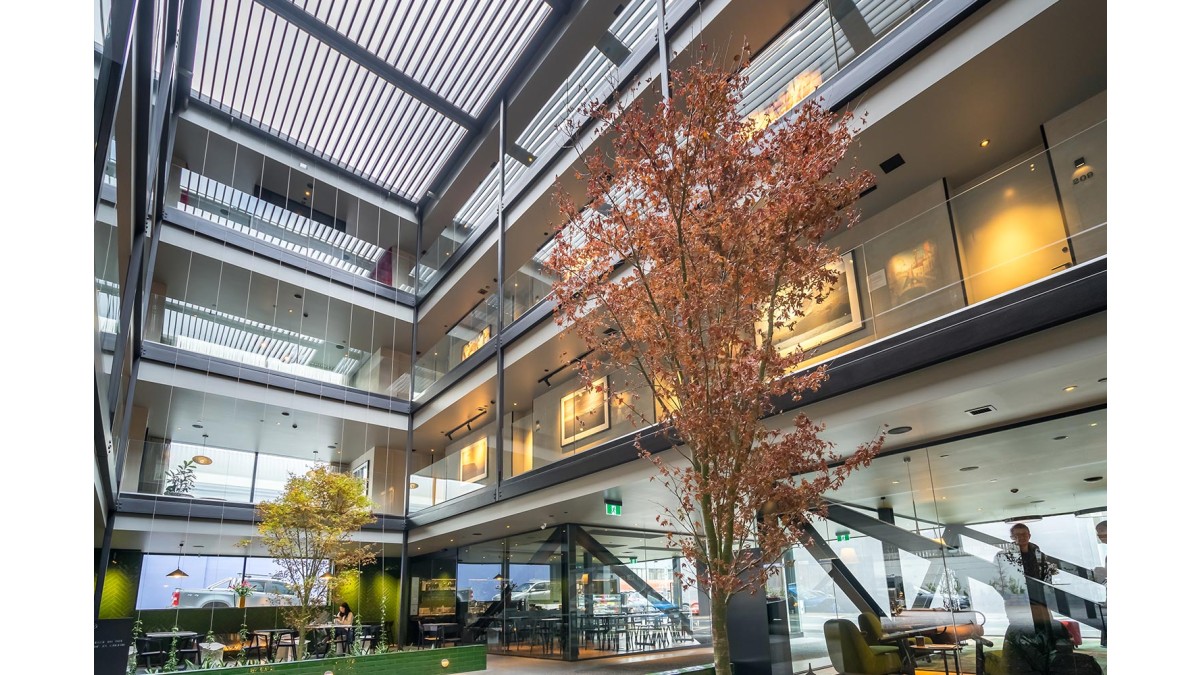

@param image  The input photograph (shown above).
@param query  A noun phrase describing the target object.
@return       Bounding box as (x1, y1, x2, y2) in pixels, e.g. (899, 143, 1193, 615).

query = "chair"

(135, 637, 166, 670)
(824, 619, 906, 675)
(420, 622, 444, 649)
(275, 630, 302, 661)
(242, 632, 269, 662)
(174, 634, 201, 667)
(360, 624, 382, 653)
(858, 612, 905, 658)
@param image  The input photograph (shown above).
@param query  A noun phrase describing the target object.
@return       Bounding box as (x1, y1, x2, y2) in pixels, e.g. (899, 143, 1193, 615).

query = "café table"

(144, 630, 200, 667)
(253, 627, 299, 662)
(421, 622, 459, 649)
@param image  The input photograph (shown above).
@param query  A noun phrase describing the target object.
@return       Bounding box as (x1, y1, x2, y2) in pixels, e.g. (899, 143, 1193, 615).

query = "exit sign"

(605, 501, 622, 516)
(835, 530, 851, 541)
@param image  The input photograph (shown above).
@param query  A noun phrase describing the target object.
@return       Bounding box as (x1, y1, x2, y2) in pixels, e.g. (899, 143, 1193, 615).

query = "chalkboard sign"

(95, 618, 133, 675)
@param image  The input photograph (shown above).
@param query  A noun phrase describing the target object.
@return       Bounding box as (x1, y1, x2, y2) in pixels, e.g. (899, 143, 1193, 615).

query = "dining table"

(253, 627, 299, 662)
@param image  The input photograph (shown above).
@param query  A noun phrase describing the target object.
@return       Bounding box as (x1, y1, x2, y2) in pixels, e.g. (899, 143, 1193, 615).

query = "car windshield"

(514, 583, 535, 592)
(207, 577, 238, 590)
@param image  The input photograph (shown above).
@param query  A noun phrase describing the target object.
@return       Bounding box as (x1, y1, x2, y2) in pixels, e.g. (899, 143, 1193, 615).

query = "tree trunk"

(711, 595, 732, 675)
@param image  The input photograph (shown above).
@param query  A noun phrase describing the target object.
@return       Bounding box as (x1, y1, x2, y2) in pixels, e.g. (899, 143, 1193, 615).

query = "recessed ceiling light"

(1083, 476, 1104, 483)
(887, 426, 913, 435)
(409, 482, 419, 489)
(1030, 499, 1045, 504)
(1063, 385, 1077, 392)
(959, 466, 979, 472)
(299, 162, 308, 169)
(1089, 423, 1098, 427)
(979, 139, 990, 147)
(1053, 435, 1068, 441)
(891, 481, 900, 485)
(282, 411, 290, 416)
(192, 423, 203, 429)
(939, 454, 950, 458)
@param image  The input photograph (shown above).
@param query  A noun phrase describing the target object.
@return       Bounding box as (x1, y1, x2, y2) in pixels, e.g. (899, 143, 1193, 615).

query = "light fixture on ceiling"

(979, 139, 990, 147)
(1004, 515, 1042, 523)
(887, 425, 912, 435)
(1063, 385, 1078, 392)
(1074, 157, 1086, 168)
(1083, 476, 1104, 483)
(193, 434, 213, 465)
(166, 541, 188, 578)
(409, 482, 419, 489)
(959, 466, 979, 472)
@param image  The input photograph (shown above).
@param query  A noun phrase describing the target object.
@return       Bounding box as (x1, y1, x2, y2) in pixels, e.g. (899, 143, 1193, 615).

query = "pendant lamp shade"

(166, 541, 188, 578)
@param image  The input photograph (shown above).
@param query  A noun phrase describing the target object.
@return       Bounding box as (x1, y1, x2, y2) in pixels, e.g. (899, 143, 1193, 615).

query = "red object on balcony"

(370, 247, 394, 285)
(171, 590, 180, 607)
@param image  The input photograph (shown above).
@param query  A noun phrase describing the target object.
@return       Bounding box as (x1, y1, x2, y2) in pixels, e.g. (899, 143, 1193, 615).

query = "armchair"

(858, 612, 905, 657)
(824, 619, 907, 675)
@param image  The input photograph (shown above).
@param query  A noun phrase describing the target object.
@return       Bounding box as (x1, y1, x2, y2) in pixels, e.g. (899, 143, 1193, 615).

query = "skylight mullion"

(380, 1, 418, 65)
(399, 117, 461, 198)
(310, 0, 368, 149)
(231, 2, 267, 116)
(247, 12, 284, 125)
(285, 37, 337, 143)
(268, 26, 315, 133)
(421, 0, 481, 101)
(393, 110, 451, 194)
(342, 72, 397, 169)
(394, 1, 438, 72)
(223, 0, 256, 115)
(318, 57, 369, 155)
(404, 0, 452, 85)
(357, 90, 413, 183)
(374, 100, 435, 190)
(437, 1, 501, 110)
(448, 1, 533, 114)
(209, 0, 234, 107)
(328, 64, 381, 159)
(364, 0, 402, 54)
(364, 94, 425, 186)
(298, 47, 349, 150)
(193, 0, 216, 96)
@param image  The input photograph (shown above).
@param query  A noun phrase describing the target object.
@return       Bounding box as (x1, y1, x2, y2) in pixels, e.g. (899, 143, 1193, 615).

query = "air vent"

(879, 153, 906, 174)
(859, 184, 877, 198)
(965, 405, 996, 416)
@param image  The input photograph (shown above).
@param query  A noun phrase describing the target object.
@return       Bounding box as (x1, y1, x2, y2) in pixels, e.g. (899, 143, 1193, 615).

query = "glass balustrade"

(411, 293, 500, 401)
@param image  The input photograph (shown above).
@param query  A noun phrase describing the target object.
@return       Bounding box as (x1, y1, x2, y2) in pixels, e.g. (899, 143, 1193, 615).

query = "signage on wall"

(604, 500, 622, 516)
(835, 529, 851, 541)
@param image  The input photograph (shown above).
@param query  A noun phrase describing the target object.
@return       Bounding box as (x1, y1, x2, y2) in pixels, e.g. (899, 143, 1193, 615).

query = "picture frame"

(351, 461, 370, 496)
(461, 325, 491, 361)
(560, 375, 610, 447)
(459, 437, 488, 483)
(771, 250, 863, 353)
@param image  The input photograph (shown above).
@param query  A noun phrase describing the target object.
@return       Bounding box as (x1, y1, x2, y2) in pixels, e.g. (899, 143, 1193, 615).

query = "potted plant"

(164, 459, 197, 496)
(230, 578, 254, 608)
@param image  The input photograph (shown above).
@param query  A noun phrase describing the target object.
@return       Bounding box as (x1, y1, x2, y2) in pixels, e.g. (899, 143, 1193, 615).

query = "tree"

(544, 47, 884, 675)
(255, 466, 376, 658)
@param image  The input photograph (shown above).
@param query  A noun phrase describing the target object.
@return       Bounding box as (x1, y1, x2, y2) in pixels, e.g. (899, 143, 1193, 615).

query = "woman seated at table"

(334, 602, 355, 651)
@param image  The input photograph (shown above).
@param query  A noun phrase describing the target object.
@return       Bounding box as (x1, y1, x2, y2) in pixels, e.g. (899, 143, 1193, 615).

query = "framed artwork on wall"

(771, 250, 863, 353)
(560, 375, 610, 447)
(459, 437, 488, 483)
(461, 325, 491, 361)
(351, 461, 370, 496)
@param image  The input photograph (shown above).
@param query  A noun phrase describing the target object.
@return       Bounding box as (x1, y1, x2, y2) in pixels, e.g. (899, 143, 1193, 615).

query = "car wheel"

(202, 601, 230, 609)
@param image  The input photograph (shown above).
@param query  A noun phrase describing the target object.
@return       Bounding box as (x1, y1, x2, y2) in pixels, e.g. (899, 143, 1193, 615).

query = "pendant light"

(192, 433, 212, 465)
(167, 540, 189, 578)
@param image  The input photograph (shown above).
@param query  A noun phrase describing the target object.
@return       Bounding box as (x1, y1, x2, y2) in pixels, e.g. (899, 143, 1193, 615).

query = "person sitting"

(333, 602, 355, 653)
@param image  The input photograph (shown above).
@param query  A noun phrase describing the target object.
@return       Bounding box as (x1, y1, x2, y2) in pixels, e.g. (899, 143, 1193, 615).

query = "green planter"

(206, 645, 485, 675)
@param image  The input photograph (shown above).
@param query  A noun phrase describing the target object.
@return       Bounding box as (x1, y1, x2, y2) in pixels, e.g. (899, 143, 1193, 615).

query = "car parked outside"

(171, 576, 300, 608)
(786, 584, 838, 612)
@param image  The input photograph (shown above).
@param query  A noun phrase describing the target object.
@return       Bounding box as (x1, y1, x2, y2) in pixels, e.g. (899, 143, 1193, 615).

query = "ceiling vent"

(879, 153, 906, 174)
(859, 184, 878, 198)
(965, 405, 996, 416)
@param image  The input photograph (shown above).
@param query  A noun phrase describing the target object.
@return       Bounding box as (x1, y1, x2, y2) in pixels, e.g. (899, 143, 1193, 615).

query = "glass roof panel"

(286, 0, 553, 117)
(191, 0, 477, 202)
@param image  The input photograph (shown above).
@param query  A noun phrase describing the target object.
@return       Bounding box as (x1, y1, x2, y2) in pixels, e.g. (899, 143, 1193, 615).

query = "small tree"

(256, 466, 376, 659)
(545, 47, 883, 675)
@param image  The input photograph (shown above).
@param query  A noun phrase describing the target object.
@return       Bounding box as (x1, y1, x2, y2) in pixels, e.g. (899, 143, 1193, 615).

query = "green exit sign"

(605, 501, 622, 516)
(835, 530, 851, 541)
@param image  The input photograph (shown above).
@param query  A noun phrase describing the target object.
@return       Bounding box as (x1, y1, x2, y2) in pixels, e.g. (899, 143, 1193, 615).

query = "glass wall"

(134, 244, 412, 400)
(409, 524, 700, 660)
(169, 119, 419, 294)
(785, 409, 1107, 672)
(408, 375, 499, 513)
(412, 293, 499, 402)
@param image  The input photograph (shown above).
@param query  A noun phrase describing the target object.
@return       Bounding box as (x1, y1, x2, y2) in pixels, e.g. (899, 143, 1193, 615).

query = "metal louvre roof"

(190, 0, 554, 203)
(285, 0, 552, 117)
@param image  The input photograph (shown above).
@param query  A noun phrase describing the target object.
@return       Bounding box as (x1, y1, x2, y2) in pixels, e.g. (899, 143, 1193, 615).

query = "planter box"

(209, 645, 485, 674)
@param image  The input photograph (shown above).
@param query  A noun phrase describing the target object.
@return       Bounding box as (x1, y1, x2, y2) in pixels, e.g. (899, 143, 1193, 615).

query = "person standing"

(1094, 520, 1107, 647)
(993, 522, 1062, 673)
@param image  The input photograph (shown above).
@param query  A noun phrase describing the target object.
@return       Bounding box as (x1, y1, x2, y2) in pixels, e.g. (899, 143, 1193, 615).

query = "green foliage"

(255, 466, 376, 658)
(164, 459, 197, 495)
